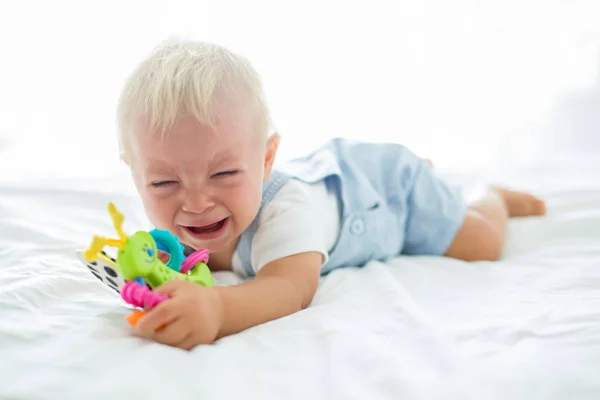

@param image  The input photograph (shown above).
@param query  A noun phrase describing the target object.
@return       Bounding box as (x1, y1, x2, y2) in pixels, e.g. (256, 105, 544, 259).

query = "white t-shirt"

(231, 179, 341, 277)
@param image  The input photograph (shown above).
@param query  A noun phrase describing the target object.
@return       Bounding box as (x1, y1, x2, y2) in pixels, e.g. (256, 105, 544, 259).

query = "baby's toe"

(531, 197, 547, 216)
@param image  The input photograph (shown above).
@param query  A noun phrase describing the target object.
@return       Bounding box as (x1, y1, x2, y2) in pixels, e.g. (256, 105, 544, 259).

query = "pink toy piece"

(121, 281, 168, 309)
(180, 249, 210, 274)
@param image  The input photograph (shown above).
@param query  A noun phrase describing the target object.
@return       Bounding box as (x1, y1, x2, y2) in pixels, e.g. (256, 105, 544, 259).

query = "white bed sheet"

(1, 156, 600, 400)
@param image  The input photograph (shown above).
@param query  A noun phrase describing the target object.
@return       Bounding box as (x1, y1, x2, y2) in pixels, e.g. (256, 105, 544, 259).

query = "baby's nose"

(182, 190, 215, 214)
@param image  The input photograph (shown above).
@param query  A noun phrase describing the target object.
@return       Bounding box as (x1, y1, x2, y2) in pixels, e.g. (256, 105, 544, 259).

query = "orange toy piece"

(126, 310, 147, 326)
(126, 310, 167, 331)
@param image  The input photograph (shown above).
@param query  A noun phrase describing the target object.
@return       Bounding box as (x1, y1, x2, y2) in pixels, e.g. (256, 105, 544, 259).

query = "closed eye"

(150, 180, 177, 188)
(212, 170, 239, 178)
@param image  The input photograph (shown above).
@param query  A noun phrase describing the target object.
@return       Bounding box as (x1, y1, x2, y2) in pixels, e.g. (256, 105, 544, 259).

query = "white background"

(2, 3, 600, 398)
(0, 0, 599, 184)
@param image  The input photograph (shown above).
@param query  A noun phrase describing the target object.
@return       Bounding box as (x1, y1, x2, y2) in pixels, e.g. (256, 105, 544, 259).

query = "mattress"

(1, 154, 599, 400)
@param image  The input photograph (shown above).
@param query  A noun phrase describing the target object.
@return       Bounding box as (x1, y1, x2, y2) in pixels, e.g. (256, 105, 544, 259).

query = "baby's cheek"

(144, 197, 174, 229)
(232, 184, 261, 220)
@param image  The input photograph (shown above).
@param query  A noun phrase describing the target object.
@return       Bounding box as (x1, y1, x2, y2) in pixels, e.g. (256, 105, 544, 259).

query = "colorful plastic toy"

(148, 228, 186, 272)
(79, 202, 214, 328)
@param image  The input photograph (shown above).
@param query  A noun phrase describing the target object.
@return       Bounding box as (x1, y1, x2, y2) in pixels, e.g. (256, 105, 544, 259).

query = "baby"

(117, 39, 546, 349)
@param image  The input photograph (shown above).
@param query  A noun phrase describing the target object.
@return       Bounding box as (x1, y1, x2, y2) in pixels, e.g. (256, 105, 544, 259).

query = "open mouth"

(184, 218, 227, 238)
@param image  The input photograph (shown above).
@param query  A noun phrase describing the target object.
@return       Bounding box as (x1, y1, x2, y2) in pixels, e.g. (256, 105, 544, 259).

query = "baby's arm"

(214, 180, 331, 337)
(214, 251, 322, 339)
(133, 256, 321, 348)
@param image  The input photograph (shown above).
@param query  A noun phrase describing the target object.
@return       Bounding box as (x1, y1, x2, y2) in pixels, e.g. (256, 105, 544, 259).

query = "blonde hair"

(117, 38, 272, 160)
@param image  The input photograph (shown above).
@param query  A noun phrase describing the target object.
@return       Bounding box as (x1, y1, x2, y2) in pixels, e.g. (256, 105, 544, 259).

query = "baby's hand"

(133, 280, 224, 350)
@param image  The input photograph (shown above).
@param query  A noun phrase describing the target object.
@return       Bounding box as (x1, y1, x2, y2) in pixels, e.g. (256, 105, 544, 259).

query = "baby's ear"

(263, 133, 280, 181)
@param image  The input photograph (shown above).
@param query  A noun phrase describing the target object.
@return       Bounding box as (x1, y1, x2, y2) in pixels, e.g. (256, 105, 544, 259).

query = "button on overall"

(349, 216, 365, 235)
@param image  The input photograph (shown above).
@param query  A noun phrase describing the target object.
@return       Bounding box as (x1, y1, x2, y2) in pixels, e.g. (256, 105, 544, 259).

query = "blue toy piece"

(148, 229, 186, 272)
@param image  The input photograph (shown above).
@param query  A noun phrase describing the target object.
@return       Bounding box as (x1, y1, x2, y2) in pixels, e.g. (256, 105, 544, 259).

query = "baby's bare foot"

(495, 187, 547, 217)
(423, 159, 434, 169)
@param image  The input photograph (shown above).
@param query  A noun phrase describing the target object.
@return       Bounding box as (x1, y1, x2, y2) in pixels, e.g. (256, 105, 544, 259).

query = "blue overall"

(236, 138, 467, 277)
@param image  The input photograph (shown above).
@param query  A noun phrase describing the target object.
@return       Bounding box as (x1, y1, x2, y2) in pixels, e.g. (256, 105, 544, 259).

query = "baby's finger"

(135, 301, 178, 335)
(151, 318, 189, 347)
(153, 279, 188, 296)
(177, 334, 199, 351)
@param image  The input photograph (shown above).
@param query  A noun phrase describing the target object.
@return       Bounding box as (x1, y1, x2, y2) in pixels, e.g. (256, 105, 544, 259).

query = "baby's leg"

(444, 187, 546, 261)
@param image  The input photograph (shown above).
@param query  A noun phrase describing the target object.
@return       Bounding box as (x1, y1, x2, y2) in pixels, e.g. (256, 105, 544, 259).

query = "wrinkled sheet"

(1, 158, 600, 400)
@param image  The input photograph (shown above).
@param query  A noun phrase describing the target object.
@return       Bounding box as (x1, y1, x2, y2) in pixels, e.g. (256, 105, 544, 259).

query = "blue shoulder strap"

(235, 169, 291, 276)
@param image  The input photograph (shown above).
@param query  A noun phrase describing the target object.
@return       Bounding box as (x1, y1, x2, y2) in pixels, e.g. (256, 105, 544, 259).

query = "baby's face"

(126, 109, 275, 256)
